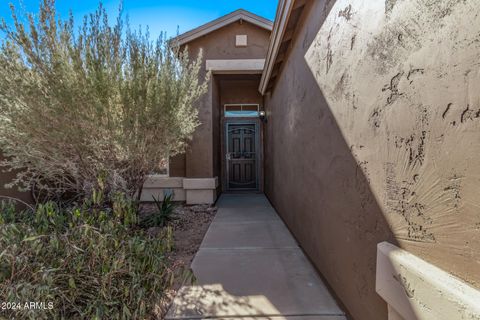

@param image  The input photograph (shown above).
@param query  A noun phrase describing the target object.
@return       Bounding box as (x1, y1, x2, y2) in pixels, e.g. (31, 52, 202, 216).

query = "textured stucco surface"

(264, 1, 480, 319)
(212, 76, 221, 184)
(170, 21, 271, 178)
(219, 76, 263, 106)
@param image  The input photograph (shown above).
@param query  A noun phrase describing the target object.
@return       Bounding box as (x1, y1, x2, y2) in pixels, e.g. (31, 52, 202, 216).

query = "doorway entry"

(224, 120, 260, 191)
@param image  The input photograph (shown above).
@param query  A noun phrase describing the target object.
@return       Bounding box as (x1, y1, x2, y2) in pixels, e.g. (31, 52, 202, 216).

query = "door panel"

(226, 123, 258, 190)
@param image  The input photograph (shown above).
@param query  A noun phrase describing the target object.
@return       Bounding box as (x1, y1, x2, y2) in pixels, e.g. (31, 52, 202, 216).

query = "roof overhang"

(172, 9, 273, 46)
(259, 0, 306, 94)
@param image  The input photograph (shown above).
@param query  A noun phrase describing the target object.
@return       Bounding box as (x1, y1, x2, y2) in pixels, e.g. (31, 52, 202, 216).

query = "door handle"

(226, 153, 231, 160)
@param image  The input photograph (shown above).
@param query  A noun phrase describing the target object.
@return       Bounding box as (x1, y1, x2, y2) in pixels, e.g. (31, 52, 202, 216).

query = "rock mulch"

(170, 204, 217, 267)
(139, 202, 217, 318)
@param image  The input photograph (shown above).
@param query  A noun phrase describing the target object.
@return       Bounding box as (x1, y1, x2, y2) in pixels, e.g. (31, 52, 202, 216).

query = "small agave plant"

(142, 193, 177, 228)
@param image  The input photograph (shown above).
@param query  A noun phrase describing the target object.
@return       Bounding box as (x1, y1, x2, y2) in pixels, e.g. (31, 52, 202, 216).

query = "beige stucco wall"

(211, 75, 221, 188)
(170, 21, 271, 179)
(185, 20, 271, 61)
(169, 153, 186, 177)
(219, 75, 264, 106)
(264, 1, 480, 319)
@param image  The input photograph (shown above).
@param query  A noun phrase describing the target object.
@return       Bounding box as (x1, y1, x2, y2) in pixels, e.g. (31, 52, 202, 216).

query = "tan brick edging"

(141, 175, 219, 204)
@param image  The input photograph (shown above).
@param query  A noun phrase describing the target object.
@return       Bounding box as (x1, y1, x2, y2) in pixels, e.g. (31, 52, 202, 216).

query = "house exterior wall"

(154, 20, 270, 201)
(184, 20, 271, 61)
(211, 75, 221, 194)
(169, 21, 271, 179)
(219, 77, 263, 106)
(185, 69, 214, 178)
(169, 154, 186, 177)
(264, 1, 480, 320)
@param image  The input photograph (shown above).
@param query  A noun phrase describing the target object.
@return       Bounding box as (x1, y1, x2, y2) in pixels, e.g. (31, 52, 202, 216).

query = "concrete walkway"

(166, 194, 346, 320)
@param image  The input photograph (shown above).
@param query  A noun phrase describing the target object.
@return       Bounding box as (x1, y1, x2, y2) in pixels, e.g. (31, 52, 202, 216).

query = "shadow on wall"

(262, 0, 480, 318)
(264, 2, 400, 320)
(266, 63, 401, 318)
(264, 0, 480, 319)
(305, 0, 480, 289)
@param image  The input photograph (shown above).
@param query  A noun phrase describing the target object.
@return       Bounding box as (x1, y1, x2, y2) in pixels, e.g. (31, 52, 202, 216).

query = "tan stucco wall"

(171, 21, 270, 178)
(219, 76, 264, 106)
(169, 154, 186, 177)
(186, 20, 271, 61)
(212, 76, 221, 184)
(264, 1, 480, 320)
(184, 71, 214, 178)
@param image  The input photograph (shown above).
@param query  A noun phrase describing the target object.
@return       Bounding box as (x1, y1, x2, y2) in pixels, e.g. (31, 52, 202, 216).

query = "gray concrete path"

(166, 194, 346, 320)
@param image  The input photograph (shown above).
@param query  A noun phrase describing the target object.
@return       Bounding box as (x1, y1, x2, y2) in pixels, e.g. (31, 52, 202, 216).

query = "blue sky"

(0, 0, 278, 38)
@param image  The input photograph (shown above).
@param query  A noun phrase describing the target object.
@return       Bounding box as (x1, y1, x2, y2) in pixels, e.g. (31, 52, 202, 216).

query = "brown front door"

(226, 122, 258, 191)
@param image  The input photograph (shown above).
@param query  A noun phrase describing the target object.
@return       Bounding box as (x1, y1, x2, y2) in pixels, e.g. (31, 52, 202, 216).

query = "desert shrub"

(0, 199, 175, 319)
(0, 0, 208, 203)
(141, 193, 176, 228)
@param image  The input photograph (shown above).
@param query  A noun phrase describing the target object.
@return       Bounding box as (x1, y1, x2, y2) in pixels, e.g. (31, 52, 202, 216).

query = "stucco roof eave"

(259, 0, 296, 95)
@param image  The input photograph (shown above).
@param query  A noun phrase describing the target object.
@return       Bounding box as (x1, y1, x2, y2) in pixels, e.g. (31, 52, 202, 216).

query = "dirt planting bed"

(140, 202, 217, 317)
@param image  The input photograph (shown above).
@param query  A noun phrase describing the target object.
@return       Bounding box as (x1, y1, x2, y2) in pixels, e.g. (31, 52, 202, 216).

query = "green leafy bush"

(0, 199, 16, 224)
(0, 199, 175, 319)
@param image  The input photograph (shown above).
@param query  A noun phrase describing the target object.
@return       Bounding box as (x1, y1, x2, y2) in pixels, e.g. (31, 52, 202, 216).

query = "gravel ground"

(169, 204, 217, 267)
(139, 202, 217, 318)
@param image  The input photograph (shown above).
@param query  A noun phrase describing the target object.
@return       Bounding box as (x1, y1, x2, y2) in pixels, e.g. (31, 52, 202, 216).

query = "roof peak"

(172, 9, 273, 46)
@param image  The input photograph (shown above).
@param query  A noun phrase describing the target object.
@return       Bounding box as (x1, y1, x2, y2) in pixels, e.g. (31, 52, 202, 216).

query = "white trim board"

(376, 242, 480, 320)
(206, 59, 265, 73)
(172, 9, 273, 46)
